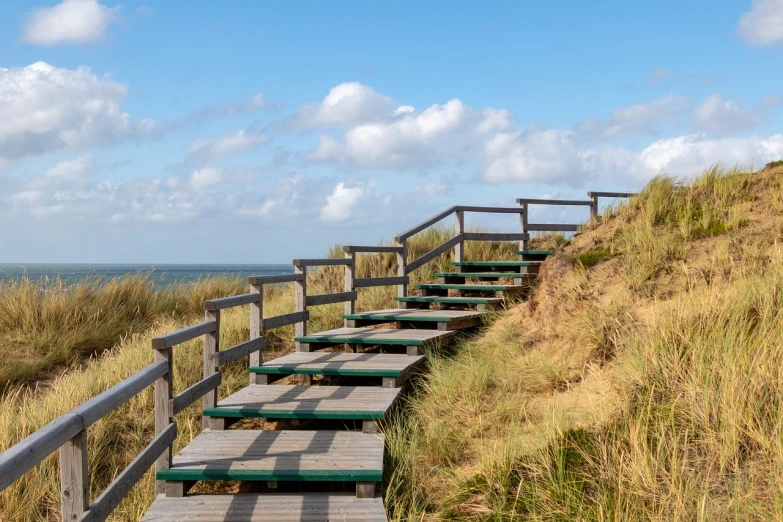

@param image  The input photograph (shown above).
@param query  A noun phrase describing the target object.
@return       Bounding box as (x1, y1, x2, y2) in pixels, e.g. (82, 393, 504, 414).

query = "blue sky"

(1, 0, 782, 263)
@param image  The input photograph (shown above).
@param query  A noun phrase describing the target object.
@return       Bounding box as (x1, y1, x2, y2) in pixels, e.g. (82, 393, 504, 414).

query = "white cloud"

(290, 82, 395, 129)
(186, 129, 269, 161)
(319, 182, 375, 223)
(577, 94, 688, 138)
(190, 167, 223, 191)
(737, 0, 783, 45)
(0, 62, 148, 160)
(23, 0, 120, 46)
(692, 94, 779, 135)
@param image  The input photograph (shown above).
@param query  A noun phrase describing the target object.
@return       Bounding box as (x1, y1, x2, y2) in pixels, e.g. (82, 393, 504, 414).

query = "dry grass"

(385, 163, 783, 521)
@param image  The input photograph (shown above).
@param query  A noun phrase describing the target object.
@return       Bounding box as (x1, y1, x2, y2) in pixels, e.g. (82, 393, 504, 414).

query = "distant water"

(0, 264, 294, 287)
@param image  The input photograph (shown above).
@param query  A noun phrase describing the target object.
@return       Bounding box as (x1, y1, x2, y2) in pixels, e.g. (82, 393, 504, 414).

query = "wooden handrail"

(587, 191, 637, 198)
(343, 245, 403, 253)
(262, 311, 309, 331)
(305, 291, 357, 307)
(354, 276, 409, 288)
(463, 232, 528, 241)
(292, 258, 352, 267)
(395, 206, 458, 242)
(525, 224, 579, 232)
(215, 337, 266, 367)
(203, 292, 260, 311)
(151, 321, 217, 350)
(404, 235, 464, 275)
(248, 273, 302, 285)
(516, 198, 593, 206)
(169, 373, 222, 416)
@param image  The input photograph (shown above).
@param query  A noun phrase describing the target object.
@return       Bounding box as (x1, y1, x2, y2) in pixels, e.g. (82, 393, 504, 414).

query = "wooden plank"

(436, 272, 535, 278)
(203, 385, 400, 420)
(395, 206, 457, 241)
(396, 296, 502, 304)
(249, 282, 262, 385)
(343, 245, 403, 253)
(170, 373, 222, 417)
(80, 423, 177, 522)
(153, 348, 172, 495)
(515, 198, 592, 206)
(404, 235, 463, 274)
(344, 308, 481, 322)
(248, 273, 302, 285)
(515, 250, 552, 255)
(60, 429, 88, 521)
(462, 232, 528, 241)
(203, 293, 260, 311)
(292, 258, 352, 267)
(305, 291, 357, 307)
(454, 210, 464, 263)
(453, 261, 540, 266)
(526, 223, 579, 232)
(216, 338, 265, 367)
(587, 191, 637, 198)
(251, 352, 425, 378)
(354, 276, 409, 288)
(294, 266, 307, 352)
(417, 284, 522, 291)
(262, 311, 309, 331)
(456, 205, 524, 214)
(156, 430, 384, 482)
(344, 251, 355, 320)
(151, 321, 216, 350)
(397, 241, 407, 298)
(295, 327, 454, 346)
(142, 493, 388, 522)
(202, 310, 220, 428)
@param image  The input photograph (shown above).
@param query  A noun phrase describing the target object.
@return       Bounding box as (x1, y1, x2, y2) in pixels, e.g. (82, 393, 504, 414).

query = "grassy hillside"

(385, 163, 783, 521)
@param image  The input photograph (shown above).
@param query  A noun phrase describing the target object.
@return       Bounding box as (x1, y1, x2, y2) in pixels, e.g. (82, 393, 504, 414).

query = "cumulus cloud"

(692, 94, 780, 135)
(577, 94, 688, 138)
(737, 0, 783, 45)
(289, 82, 396, 129)
(0, 62, 150, 160)
(319, 181, 375, 223)
(190, 167, 224, 191)
(186, 129, 269, 161)
(23, 0, 120, 46)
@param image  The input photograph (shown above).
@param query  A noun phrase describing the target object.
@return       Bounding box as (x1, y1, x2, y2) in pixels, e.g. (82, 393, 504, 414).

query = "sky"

(1, 0, 782, 263)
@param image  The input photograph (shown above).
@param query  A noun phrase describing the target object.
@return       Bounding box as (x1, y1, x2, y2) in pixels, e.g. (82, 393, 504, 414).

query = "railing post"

(202, 309, 220, 430)
(294, 265, 307, 351)
(249, 282, 262, 385)
(344, 251, 355, 324)
(60, 429, 88, 521)
(454, 210, 464, 269)
(590, 194, 599, 219)
(519, 202, 529, 254)
(396, 240, 407, 298)
(153, 343, 172, 495)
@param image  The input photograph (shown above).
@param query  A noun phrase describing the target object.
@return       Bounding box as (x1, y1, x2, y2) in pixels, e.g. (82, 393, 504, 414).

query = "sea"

(0, 264, 294, 287)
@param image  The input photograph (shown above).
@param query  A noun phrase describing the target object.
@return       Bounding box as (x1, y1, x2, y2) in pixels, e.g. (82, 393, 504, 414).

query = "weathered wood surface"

(170, 373, 222, 416)
(151, 321, 216, 350)
(262, 311, 309, 331)
(203, 292, 260, 311)
(396, 296, 503, 305)
(457, 205, 524, 214)
(344, 308, 482, 322)
(453, 260, 541, 266)
(436, 272, 536, 279)
(343, 245, 403, 253)
(215, 337, 265, 367)
(516, 198, 592, 206)
(60, 430, 88, 521)
(417, 283, 523, 291)
(202, 310, 220, 425)
(157, 430, 384, 481)
(153, 349, 172, 495)
(526, 223, 579, 232)
(142, 493, 388, 521)
(296, 327, 455, 346)
(293, 258, 352, 267)
(81, 423, 177, 522)
(252, 352, 425, 377)
(354, 276, 409, 288)
(587, 191, 637, 198)
(305, 291, 358, 307)
(404, 235, 463, 274)
(248, 273, 303, 285)
(462, 232, 528, 241)
(204, 385, 400, 419)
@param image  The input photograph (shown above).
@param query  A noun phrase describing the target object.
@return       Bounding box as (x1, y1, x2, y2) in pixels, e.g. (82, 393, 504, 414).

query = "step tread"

(156, 430, 384, 482)
(344, 308, 483, 322)
(515, 250, 552, 255)
(296, 327, 455, 346)
(417, 283, 523, 291)
(452, 261, 543, 266)
(250, 352, 424, 377)
(142, 493, 387, 521)
(435, 272, 536, 279)
(395, 296, 503, 304)
(203, 384, 401, 420)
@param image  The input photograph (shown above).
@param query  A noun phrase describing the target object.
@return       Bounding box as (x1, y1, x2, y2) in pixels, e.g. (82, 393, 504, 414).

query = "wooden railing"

(0, 189, 637, 521)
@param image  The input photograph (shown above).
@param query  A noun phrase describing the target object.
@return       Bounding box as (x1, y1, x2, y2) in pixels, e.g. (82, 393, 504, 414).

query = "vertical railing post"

(294, 264, 307, 352)
(153, 343, 172, 495)
(249, 281, 263, 385)
(590, 194, 599, 220)
(60, 429, 88, 521)
(396, 240, 407, 298)
(344, 251, 355, 324)
(202, 309, 220, 430)
(454, 209, 465, 270)
(520, 202, 529, 254)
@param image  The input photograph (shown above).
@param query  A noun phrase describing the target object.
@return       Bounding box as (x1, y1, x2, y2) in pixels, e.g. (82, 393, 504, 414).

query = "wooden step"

(417, 283, 523, 291)
(157, 429, 383, 483)
(395, 296, 502, 306)
(343, 308, 482, 330)
(452, 261, 542, 267)
(295, 327, 455, 354)
(143, 493, 387, 521)
(515, 250, 552, 255)
(435, 272, 537, 280)
(203, 384, 401, 421)
(250, 352, 424, 387)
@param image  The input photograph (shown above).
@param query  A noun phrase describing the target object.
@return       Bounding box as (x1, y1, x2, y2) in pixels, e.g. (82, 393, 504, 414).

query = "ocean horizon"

(0, 263, 294, 286)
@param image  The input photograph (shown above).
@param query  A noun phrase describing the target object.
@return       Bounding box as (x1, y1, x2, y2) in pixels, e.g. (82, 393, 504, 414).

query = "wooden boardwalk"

(0, 192, 639, 521)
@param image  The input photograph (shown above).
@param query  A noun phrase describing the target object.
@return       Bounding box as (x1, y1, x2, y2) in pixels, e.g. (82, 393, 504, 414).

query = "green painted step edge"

(395, 296, 497, 304)
(249, 366, 403, 377)
(417, 284, 515, 291)
(202, 407, 384, 420)
(452, 261, 535, 266)
(343, 313, 450, 322)
(434, 272, 534, 278)
(514, 250, 552, 255)
(157, 469, 382, 482)
(295, 335, 423, 346)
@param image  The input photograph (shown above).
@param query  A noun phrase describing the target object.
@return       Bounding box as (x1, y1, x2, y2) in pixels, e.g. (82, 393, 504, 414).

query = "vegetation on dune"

(385, 163, 783, 521)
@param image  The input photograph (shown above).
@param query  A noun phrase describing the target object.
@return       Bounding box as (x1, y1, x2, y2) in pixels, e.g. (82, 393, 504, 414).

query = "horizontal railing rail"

(293, 258, 352, 267)
(343, 245, 403, 254)
(248, 273, 302, 285)
(203, 292, 260, 311)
